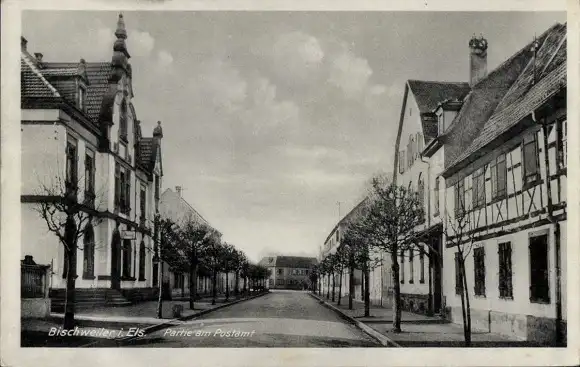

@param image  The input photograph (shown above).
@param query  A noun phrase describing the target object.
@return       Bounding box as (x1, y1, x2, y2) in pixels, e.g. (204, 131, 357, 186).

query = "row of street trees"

(156, 216, 272, 316)
(315, 173, 479, 346)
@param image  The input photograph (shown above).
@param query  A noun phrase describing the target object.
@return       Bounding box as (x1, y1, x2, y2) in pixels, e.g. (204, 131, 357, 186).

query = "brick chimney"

(175, 186, 182, 197)
(21, 36, 28, 51)
(34, 53, 43, 63)
(469, 34, 488, 86)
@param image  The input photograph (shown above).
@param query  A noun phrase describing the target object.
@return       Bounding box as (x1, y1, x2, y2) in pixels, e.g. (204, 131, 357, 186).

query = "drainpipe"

(420, 154, 434, 315)
(532, 109, 563, 346)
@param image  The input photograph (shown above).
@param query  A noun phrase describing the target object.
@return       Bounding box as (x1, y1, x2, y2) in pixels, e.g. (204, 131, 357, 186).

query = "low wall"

(22, 298, 50, 318)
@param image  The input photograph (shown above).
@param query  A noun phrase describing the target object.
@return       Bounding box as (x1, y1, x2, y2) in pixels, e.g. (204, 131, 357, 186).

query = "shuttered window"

(498, 242, 513, 299)
(491, 154, 507, 200)
(473, 247, 486, 297)
(522, 134, 540, 186)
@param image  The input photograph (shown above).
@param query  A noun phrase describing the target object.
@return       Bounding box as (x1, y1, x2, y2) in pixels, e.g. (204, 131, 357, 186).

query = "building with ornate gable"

(21, 14, 164, 309)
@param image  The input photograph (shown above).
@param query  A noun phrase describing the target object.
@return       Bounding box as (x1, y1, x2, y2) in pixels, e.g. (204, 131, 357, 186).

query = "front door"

(111, 231, 121, 290)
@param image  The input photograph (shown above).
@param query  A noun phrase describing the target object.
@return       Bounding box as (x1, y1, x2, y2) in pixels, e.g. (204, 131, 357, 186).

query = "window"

(434, 177, 440, 216)
(473, 247, 486, 297)
(122, 239, 132, 278)
(84, 150, 95, 205)
(400, 252, 405, 284)
(140, 184, 147, 224)
(558, 119, 567, 169)
(437, 113, 445, 135)
(78, 86, 86, 110)
(472, 167, 485, 209)
(522, 133, 539, 186)
(455, 252, 463, 295)
(417, 133, 424, 155)
(115, 163, 131, 214)
(82, 224, 95, 278)
(498, 242, 513, 299)
(399, 151, 406, 174)
(65, 137, 78, 191)
(418, 175, 425, 222)
(454, 178, 465, 216)
(277, 268, 283, 275)
(119, 100, 128, 141)
(490, 154, 507, 200)
(154, 175, 160, 200)
(138, 240, 146, 281)
(419, 247, 425, 284)
(152, 263, 159, 286)
(409, 249, 414, 283)
(529, 234, 550, 303)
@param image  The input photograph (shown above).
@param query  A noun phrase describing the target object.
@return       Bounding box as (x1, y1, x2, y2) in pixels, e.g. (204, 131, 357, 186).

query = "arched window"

(119, 100, 128, 141)
(83, 223, 95, 278)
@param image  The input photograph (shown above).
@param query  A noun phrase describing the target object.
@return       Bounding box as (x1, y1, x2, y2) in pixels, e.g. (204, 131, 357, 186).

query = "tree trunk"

(212, 269, 217, 305)
(234, 271, 240, 297)
(156, 261, 163, 318)
(349, 264, 355, 310)
(331, 272, 336, 302)
(63, 247, 77, 329)
(189, 255, 197, 310)
(225, 271, 230, 301)
(337, 267, 343, 306)
(460, 259, 472, 347)
(243, 276, 247, 296)
(364, 266, 370, 317)
(361, 269, 365, 301)
(326, 274, 330, 299)
(391, 252, 402, 332)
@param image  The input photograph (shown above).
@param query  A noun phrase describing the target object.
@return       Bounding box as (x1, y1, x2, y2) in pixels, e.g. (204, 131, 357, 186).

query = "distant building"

(259, 256, 317, 290)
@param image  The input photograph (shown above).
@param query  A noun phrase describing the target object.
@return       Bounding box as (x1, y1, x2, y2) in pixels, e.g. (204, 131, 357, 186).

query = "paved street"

(122, 290, 380, 347)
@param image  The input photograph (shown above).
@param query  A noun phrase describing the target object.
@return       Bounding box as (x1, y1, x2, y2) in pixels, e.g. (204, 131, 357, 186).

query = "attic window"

(78, 86, 86, 111)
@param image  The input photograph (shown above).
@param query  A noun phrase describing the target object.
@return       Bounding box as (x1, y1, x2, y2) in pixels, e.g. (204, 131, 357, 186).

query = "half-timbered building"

(441, 23, 567, 344)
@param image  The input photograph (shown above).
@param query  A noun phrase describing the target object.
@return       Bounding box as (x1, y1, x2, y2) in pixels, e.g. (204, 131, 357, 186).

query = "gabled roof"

(443, 23, 567, 176)
(21, 53, 61, 99)
(407, 80, 471, 114)
(41, 61, 113, 124)
(160, 188, 211, 227)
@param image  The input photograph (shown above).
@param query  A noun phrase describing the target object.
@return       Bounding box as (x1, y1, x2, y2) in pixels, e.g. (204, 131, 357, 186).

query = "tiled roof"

(20, 54, 61, 99)
(274, 256, 318, 268)
(407, 80, 470, 114)
(42, 62, 113, 123)
(444, 23, 566, 174)
(41, 68, 81, 77)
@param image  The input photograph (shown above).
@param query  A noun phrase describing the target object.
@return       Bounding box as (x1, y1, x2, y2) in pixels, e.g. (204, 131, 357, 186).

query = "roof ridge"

(21, 52, 61, 98)
(408, 79, 468, 86)
(469, 22, 563, 91)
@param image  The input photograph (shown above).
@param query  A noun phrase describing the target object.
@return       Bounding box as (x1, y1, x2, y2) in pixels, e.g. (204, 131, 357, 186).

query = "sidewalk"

(22, 292, 265, 347)
(313, 292, 543, 347)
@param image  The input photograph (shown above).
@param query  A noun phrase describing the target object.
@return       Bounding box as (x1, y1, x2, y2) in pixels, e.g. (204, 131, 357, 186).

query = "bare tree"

(155, 216, 181, 318)
(442, 200, 482, 347)
(34, 175, 106, 329)
(349, 174, 424, 331)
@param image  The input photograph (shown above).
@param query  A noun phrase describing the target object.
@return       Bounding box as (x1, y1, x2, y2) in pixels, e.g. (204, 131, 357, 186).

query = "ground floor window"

(529, 233, 550, 303)
(122, 239, 132, 278)
(498, 242, 513, 299)
(455, 252, 463, 295)
(138, 240, 146, 281)
(473, 247, 486, 297)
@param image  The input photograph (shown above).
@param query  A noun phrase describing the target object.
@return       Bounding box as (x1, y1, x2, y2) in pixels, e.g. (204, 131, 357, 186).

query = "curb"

(308, 292, 401, 348)
(81, 291, 270, 347)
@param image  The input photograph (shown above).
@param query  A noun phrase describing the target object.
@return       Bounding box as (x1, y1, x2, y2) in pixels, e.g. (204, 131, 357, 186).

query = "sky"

(23, 11, 565, 262)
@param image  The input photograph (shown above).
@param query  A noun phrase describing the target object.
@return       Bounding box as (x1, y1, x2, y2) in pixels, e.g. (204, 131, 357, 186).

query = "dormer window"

(437, 112, 445, 135)
(78, 85, 86, 111)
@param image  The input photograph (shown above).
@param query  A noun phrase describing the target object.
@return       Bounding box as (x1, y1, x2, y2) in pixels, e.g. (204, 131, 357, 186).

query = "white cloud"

(131, 30, 155, 57)
(193, 59, 248, 112)
(157, 50, 174, 67)
(328, 47, 373, 99)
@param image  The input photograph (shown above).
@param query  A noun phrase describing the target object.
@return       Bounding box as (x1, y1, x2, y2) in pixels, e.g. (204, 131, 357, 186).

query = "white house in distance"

(21, 14, 164, 310)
